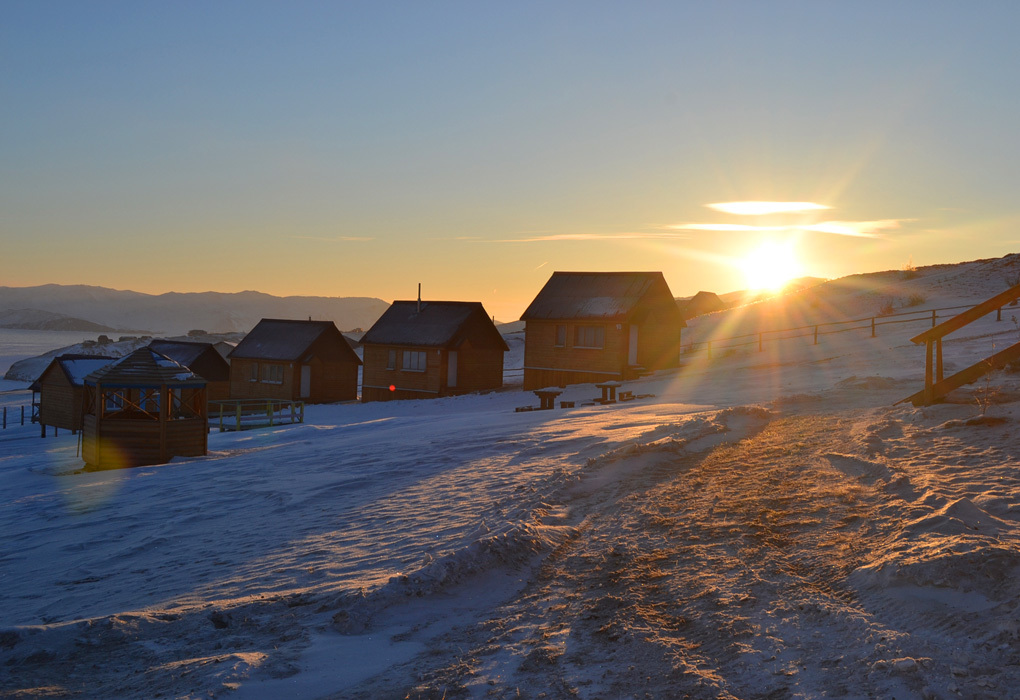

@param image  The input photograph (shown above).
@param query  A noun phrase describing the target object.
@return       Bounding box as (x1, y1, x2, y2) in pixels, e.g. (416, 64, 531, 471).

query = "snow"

(3, 254, 1020, 698)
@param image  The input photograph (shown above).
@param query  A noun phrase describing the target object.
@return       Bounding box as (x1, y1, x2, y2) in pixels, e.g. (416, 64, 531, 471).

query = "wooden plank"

(900, 340, 1020, 406)
(910, 284, 1020, 344)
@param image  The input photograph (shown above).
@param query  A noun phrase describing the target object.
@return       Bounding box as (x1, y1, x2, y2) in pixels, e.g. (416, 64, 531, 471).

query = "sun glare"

(740, 241, 804, 292)
(708, 201, 830, 216)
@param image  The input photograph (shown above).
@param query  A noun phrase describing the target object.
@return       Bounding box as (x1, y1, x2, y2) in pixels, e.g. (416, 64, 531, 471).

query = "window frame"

(402, 350, 427, 372)
(573, 325, 605, 349)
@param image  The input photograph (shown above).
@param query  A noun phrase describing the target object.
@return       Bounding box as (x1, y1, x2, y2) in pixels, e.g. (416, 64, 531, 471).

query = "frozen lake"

(0, 328, 105, 376)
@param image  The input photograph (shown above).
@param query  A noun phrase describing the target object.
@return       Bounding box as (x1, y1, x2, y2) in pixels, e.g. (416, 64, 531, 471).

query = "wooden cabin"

(521, 271, 685, 390)
(81, 348, 208, 469)
(360, 301, 508, 402)
(34, 355, 116, 434)
(148, 340, 231, 401)
(228, 319, 361, 403)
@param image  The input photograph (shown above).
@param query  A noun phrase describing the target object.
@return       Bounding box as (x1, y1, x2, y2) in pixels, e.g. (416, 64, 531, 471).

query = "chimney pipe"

(417, 283, 421, 313)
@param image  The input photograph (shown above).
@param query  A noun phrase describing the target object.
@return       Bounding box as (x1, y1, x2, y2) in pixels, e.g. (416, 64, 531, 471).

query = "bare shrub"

(901, 257, 918, 280)
(904, 293, 926, 308)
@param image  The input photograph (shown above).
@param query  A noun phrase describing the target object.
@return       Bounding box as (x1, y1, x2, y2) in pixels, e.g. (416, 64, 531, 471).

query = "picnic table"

(595, 380, 623, 403)
(532, 388, 563, 410)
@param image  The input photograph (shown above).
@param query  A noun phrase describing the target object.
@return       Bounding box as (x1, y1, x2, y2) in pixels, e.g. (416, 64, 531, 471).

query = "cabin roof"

(35, 355, 117, 389)
(148, 340, 209, 367)
(361, 301, 509, 350)
(229, 319, 358, 362)
(148, 340, 230, 381)
(521, 271, 679, 321)
(84, 347, 204, 387)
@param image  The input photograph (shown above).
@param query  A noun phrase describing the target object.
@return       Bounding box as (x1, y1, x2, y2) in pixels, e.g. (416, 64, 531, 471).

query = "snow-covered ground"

(3, 255, 1020, 699)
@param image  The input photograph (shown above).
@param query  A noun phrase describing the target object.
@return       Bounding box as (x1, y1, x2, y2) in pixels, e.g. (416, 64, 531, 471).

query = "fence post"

(268, 401, 273, 427)
(21, 405, 25, 425)
(813, 326, 818, 345)
(931, 309, 937, 327)
(236, 404, 242, 432)
(871, 317, 876, 338)
(2, 406, 5, 429)
(758, 332, 763, 352)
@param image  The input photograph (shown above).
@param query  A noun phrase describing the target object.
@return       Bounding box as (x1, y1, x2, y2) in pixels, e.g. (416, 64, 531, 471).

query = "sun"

(739, 240, 804, 292)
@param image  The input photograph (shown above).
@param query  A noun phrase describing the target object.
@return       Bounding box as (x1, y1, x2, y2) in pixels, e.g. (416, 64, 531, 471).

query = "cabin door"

(447, 351, 458, 388)
(628, 325, 639, 365)
(299, 366, 311, 398)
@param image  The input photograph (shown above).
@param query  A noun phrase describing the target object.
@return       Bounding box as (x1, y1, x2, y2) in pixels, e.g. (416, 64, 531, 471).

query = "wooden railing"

(682, 302, 1013, 358)
(211, 399, 305, 432)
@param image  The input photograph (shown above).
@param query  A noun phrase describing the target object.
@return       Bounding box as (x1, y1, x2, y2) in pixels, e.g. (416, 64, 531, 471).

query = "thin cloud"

(707, 201, 831, 216)
(802, 219, 910, 238)
(669, 219, 912, 239)
(534, 261, 549, 271)
(489, 232, 691, 243)
(669, 223, 788, 232)
(290, 235, 374, 242)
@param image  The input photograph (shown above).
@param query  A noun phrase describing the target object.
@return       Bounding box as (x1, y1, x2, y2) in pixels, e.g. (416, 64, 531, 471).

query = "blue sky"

(3, 1, 1019, 320)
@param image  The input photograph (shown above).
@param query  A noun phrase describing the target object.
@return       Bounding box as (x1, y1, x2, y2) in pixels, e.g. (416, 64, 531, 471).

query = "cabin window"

(261, 364, 284, 384)
(555, 325, 566, 347)
(387, 349, 397, 370)
(139, 388, 160, 412)
(104, 390, 125, 414)
(574, 325, 604, 349)
(402, 350, 427, 372)
(249, 363, 259, 382)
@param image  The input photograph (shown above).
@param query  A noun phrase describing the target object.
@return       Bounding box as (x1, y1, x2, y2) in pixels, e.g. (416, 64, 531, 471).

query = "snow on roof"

(84, 347, 203, 386)
(38, 355, 118, 387)
(229, 318, 357, 362)
(361, 301, 509, 350)
(520, 271, 676, 321)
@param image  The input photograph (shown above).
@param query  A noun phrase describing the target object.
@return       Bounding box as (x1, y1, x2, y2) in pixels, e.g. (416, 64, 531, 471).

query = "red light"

(389, 385, 395, 391)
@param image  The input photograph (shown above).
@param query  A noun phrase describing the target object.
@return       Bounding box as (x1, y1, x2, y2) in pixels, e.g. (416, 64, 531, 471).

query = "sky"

(3, 1, 1020, 322)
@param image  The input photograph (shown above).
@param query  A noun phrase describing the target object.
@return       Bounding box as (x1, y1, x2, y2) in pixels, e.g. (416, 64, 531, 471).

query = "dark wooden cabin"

(148, 340, 231, 400)
(34, 355, 116, 434)
(228, 319, 361, 403)
(81, 348, 208, 469)
(360, 301, 508, 402)
(521, 271, 685, 390)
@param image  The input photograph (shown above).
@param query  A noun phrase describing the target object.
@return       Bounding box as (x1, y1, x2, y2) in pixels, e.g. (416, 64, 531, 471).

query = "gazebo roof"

(84, 348, 206, 388)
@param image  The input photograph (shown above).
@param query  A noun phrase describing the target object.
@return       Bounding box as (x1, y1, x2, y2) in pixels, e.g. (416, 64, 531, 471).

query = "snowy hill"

(0, 285, 391, 335)
(3, 252, 1020, 698)
(0, 308, 122, 332)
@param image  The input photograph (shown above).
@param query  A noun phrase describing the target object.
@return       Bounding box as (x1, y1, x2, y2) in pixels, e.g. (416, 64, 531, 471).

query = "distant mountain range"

(0, 308, 122, 332)
(0, 285, 391, 335)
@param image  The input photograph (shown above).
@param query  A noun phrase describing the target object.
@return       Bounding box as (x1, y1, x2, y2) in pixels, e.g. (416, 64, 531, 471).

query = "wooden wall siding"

(229, 347, 358, 404)
(206, 380, 231, 402)
(361, 346, 444, 402)
(523, 320, 627, 390)
(362, 342, 503, 402)
(228, 359, 295, 401)
(451, 342, 504, 394)
(82, 415, 206, 468)
(39, 375, 83, 431)
(307, 357, 359, 403)
(635, 311, 682, 372)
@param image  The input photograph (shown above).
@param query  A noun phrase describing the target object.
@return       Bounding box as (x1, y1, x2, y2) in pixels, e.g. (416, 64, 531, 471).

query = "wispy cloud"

(535, 261, 549, 270)
(801, 219, 908, 238)
(489, 232, 691, 243)
(290, 235, 374, 242)
(707, 201, 831, 216)
(668, 219, 911, 239)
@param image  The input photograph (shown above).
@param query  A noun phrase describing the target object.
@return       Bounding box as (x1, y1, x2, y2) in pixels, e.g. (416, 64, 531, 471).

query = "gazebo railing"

(211, 399, 305, 432)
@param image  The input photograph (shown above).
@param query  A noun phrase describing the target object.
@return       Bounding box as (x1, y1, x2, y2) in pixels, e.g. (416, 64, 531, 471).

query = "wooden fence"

(683, 303, 1013, 358)
(211, 399, 305, 432)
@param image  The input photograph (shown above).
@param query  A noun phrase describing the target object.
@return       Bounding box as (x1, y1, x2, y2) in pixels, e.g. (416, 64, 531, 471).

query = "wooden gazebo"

(81, 348, 208, 469)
